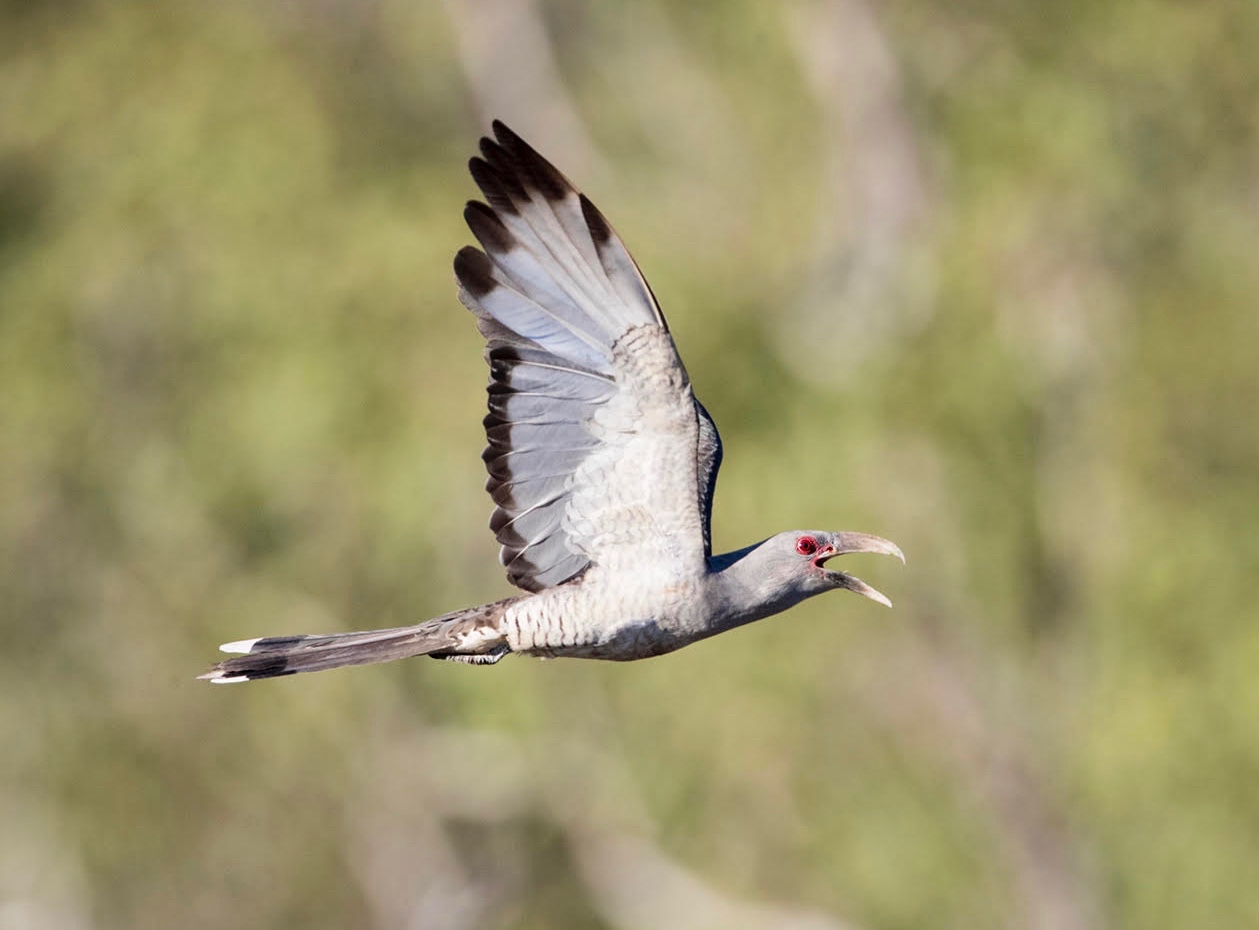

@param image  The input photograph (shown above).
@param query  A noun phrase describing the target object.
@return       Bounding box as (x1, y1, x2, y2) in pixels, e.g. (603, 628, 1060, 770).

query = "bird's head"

(715, 530, 905, 620)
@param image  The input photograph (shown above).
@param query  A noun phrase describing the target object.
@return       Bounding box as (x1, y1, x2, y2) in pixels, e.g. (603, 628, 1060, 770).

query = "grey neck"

(703, 542, 812, 636)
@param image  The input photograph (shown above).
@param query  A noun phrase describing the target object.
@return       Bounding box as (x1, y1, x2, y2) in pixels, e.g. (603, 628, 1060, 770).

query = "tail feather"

(199, 601, 513, 683)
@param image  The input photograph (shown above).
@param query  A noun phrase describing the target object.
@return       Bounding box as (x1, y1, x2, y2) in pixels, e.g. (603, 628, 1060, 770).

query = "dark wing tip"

(579, 193, 613, 247)
(454, 245, 496, 300)
(478, 138, 507, 171)
(490, 119, 519, 146)
(488, 121, 570, 203)
(469, 155, 522, 214)
(464, 200, 516, 256)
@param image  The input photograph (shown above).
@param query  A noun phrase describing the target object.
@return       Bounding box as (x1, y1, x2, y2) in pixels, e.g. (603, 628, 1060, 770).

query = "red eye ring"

(795, 536, 819, 556)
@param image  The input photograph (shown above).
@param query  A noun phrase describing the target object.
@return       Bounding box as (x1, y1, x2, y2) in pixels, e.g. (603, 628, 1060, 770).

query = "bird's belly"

(502, 578, 706, 661)
(539, 618, 691, 661)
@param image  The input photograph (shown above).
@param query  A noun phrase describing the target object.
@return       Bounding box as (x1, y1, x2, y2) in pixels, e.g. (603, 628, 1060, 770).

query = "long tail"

(199, 600, 515, 683)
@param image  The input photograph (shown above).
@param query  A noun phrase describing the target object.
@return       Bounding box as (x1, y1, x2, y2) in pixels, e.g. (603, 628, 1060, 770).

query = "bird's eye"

(795, 536, 818, 556)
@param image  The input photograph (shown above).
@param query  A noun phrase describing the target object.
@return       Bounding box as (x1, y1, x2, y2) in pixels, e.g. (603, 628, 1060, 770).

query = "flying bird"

(202, 121, 903, 683)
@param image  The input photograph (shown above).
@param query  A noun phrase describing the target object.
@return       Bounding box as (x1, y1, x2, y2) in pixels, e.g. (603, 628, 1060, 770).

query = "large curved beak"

(816, 532, 905, 608)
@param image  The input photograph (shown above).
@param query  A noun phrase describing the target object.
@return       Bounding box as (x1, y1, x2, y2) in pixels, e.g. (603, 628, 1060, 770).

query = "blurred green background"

(3, 1, 1258, 928)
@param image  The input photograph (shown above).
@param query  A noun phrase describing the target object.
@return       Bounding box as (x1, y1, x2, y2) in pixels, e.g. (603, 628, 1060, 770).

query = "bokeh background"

(3, 1, 1258, 928)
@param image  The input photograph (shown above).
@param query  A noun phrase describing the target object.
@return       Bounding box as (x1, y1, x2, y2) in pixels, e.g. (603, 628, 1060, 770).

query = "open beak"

(814, 532, 905, 608)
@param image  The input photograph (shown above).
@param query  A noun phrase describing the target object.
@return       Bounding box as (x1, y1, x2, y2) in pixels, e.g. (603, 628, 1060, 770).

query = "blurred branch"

(572, 831, 856, 930)
(849, 628, 1104, 930)
(347, 722, 865, 930)
(442, 0, 597, 176)
(0, 798, 90, 930)
(784, 0, 933, 379)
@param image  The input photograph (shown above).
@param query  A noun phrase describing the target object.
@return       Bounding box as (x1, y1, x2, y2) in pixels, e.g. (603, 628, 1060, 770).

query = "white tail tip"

(220, 638, 261, 655)
(209, 675, 250, 684)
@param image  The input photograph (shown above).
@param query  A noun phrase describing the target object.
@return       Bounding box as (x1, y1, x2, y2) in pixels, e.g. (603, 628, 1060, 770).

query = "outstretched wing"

(454, 121, 722, 592)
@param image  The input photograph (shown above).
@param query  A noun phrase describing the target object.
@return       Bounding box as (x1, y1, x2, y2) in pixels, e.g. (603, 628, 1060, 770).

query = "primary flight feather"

(202, 121, 903, 683)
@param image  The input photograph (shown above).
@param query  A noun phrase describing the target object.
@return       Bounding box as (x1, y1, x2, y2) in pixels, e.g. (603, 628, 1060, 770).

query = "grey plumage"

(201, 121, 902, 684)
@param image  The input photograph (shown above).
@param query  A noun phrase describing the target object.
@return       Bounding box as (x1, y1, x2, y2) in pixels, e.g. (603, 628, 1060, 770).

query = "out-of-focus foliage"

(2, 1, 1257, 928)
